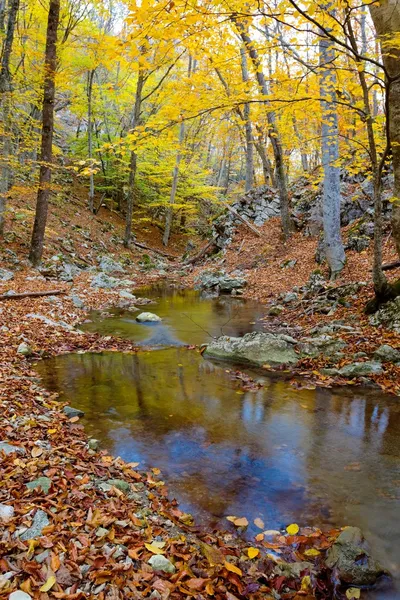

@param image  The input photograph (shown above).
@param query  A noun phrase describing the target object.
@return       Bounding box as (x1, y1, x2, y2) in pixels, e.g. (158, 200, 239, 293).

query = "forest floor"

(0, 190, 397, 598)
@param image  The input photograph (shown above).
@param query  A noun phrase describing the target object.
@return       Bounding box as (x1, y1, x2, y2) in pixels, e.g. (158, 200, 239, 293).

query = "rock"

(280, 259, 297, 269)
(26, 313, 74, 331)
(119, 290, 136, 300)
(274, 561, 314, 579)
(0, 441, 25, 455)
(282, 292, 298, 304)
(373, 344, 400, 363)
(26, 477, 52, 494)
(148, 555, 176, 574)
(325, 526, 387, 585)
(0, 267, 14, 281)
(204, 332, 298, 367)
(59, 263, 81, 282)
(17, 342, 32, 356)
(194, 270, 247, 294)
(0, 503, 14, 523)
(98, 256, 124, 273)
(91, 273, 122, 288)
(339, 361, 383, 378)
(63, 406, 84, 418)
(268, 305, 284, 316)
(106, 479, 131, 494)
(369, 297, 400, 332)
(70, 294, 85, 308)
(9, 592, 32, 600)
(88, 438, 100, 450)
(346, 234, 370, 253)
(19, 509, 50, 541)
(136, 312, 162, 323)
(299, 335, 347, 358)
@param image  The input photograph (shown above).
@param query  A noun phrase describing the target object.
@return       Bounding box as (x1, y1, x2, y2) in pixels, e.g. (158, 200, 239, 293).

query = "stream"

(36, 284, 400, 598)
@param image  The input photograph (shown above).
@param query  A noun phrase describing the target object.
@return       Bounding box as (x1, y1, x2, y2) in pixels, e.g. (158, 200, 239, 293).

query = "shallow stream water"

(36, 285, 400, 597)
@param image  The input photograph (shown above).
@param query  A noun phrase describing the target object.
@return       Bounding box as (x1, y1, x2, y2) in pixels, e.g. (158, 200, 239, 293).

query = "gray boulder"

(339, 361, 383, 378)
(299, 335, 346, 358)
(0, 268, 14, 281)
(325, 527, 387, 585)
(373, 344, 400, 363)
(17, 342, 32, 356)
(98, 256, 124, 273)
(59, 263, 81, 282)
(369, 297, 400, 332)
(136, 312, 162, 323)
(203, 332, 298, 367)
(194, 270, 247, 294)
(19, 510, 50, 541)
(148, 555, 176, 574)
(63, 406, 84, 418)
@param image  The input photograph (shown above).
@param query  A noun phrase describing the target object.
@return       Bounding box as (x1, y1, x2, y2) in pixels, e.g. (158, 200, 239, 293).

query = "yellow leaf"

(224, 561, 242, 576)
(40, 575, 56, 592)
(304, 548, 320, 556)
(346, 588, 361, 599)
(227, 516, 248, 527)
(47, 429, 57, 434)
(144, 542, 165, 555)
(301, 575, 311, 591)
(247, 547, 259, 559)
(286, 523, 299, 535)
(254, 517, 265, 529)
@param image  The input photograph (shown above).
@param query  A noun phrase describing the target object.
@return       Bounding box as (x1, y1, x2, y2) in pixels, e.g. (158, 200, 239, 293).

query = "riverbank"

(0, 269, 368, 600)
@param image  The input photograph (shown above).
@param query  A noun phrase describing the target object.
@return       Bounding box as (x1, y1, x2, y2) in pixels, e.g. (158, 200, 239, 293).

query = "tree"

(29, 0, 60, 266)
(318, 6, 346, 278)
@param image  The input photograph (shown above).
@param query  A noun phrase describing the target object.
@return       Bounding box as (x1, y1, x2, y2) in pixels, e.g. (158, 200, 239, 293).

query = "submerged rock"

(338, 361, 383, 378)
(204, 332, 298, 367)
(136, 312, 162, 323)
(63, 406, 84, 418)
(325, 526, 387, 585)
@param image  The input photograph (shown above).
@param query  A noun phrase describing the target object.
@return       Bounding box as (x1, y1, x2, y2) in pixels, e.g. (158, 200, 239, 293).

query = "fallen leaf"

(286, 523, 299, 535)
(144, 543, 165, 555)
(40, 575, 56, 592)
(346, 588, 361, 599)
(247, 547, 259, 559)
(224, 561, 242, 576)
(304, 548, 320, 557)
(227, 516, 248, 527)
(254, 517, 265, 529)
(31, 447, 43, 458)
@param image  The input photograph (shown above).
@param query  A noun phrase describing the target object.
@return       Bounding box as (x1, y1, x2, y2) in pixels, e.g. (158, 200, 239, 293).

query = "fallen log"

(219, 199, 262, 237)
(132, 240, 176, 261)
(0, 290, 66, 301)
(382, 260, 400, 272)
(184, 237, 217, 265)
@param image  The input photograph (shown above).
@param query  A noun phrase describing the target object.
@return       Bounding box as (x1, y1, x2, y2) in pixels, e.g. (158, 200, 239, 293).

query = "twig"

(0, 290, 66, 301)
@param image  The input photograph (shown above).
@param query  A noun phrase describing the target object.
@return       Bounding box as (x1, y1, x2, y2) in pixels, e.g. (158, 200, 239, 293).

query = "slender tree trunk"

(124, 69, 144, 248)
(163, 120, 185, 246)
(233, 18, 291, 237)
(369, 1, 400, 258)
(0, 0, 20, 236)
(29, 0, 60, 266)
(240, 47, 253, 192)
(87, 68, 95, 213)
(318, 10, 346, 278)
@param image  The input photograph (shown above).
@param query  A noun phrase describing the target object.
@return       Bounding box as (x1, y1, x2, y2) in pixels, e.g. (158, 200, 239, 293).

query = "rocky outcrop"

(203, 332, 298, 366)
(325, 527, 387, 585)
(194, 270, 247, 294)
(369, 297, 400, 333)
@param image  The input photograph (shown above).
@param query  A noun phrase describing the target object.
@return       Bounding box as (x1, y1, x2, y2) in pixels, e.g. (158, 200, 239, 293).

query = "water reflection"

(37, 348, 400, 585)
(80, 285, 266, 346)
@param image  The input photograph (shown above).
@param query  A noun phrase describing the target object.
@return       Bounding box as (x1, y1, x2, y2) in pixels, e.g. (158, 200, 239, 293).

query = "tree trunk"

(124, 69, 145, 248)
(163, 119, 184, 246)
(29, 0, 60, 266)
(318, 12, 346, 278)
(87, 68, 95, 213)
(0, 0, 20, 236)
(369, 1, 400, 258)
(233, 18, 291, 237)
(240, 47, 254, 192)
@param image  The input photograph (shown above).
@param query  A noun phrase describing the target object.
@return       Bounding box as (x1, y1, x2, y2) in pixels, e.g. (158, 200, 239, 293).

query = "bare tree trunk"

(239, 47, 253, 192)
(87, 68, 95, 213)
(124, 69, 144, 248)
(0, 0, 19, 236)
(29, 0, 60, 266)
(233, 18, 291, 237)
(319, 9, 346, 278)
(163, 120, 185, 246)
(369, 1, 400, 258)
